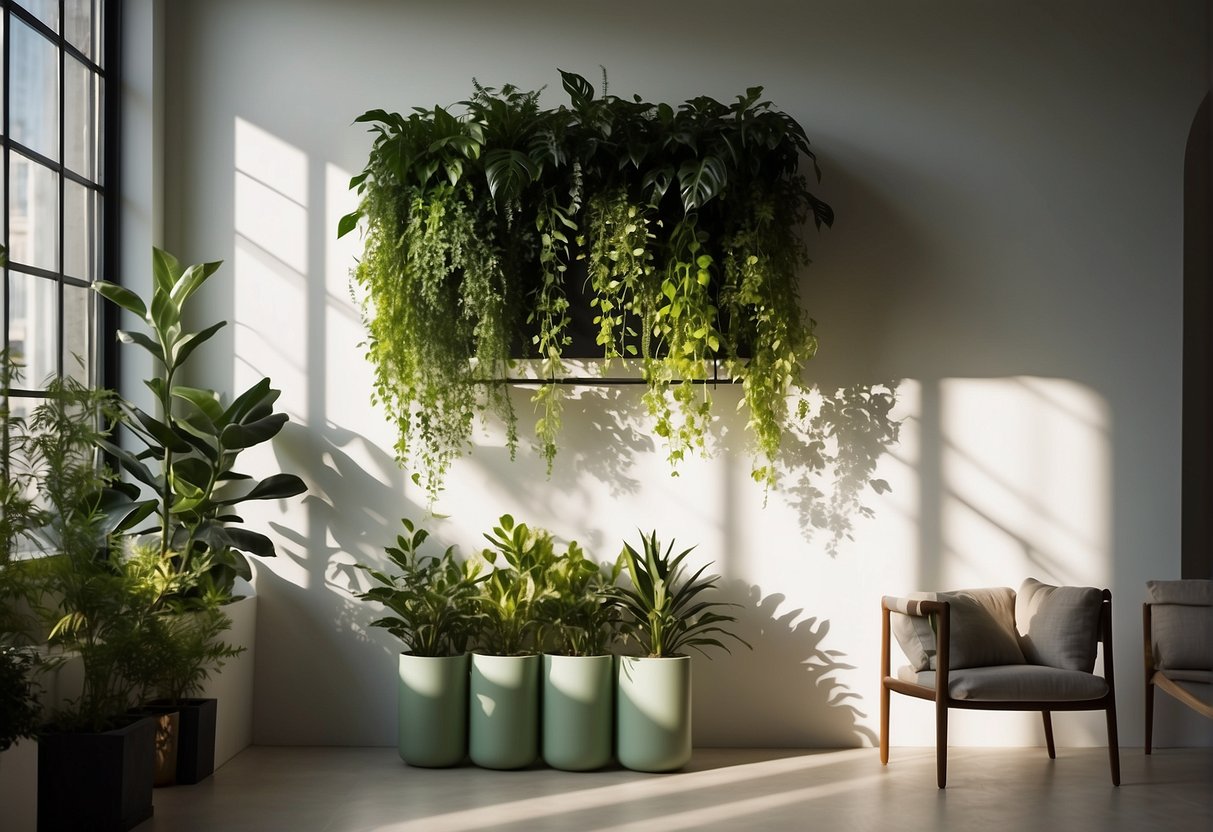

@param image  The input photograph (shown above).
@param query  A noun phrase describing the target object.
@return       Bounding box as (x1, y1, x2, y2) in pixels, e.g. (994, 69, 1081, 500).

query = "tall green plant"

(475, 514, 560, 656)
(538, 542, 619, 657)
(93, 249, 307, 595)
(19, 377, 158, 731)
(354, 518, 485, 657)
(610, 530, 749, 659)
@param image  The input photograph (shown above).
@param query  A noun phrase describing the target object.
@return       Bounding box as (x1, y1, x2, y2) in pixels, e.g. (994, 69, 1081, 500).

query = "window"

(2, 0, 115, 415)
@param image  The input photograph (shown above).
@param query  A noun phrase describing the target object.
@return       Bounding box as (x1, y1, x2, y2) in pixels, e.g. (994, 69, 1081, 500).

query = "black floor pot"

(148, 697, 218, 785)
(37, 714, 156, 832)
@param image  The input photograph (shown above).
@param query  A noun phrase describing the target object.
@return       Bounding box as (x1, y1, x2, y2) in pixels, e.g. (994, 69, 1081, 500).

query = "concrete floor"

(140, 746, 1213, 832)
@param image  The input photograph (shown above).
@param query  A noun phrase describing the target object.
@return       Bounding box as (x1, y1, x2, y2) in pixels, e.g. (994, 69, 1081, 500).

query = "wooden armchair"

(1143, 579, 1213, 753)
(880, 578, 1119, 788)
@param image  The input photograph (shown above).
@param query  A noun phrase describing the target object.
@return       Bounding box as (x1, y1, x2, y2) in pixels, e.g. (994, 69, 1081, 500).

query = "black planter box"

(148, 697, 218, 785)
(37, 715, 156, 832)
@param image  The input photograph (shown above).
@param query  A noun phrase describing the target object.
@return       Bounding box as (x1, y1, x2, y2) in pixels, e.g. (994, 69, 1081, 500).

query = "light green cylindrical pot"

(397, 652, 468, 768)
(616, 655, 692, 772)
(542, 654, 614, 771)
(469, 653, 539, 770)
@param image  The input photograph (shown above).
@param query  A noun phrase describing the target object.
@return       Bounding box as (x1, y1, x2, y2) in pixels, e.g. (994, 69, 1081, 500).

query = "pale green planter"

(616, 655, 692, 772)
(542, 654, 614, 771)
(397, 652, 468, 768)
(469, 653, 539, 769)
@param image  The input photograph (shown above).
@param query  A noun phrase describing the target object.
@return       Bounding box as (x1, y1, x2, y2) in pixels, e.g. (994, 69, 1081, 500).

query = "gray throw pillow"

(890, 587, 1025, 671)
(1015, 577, 1103, 672)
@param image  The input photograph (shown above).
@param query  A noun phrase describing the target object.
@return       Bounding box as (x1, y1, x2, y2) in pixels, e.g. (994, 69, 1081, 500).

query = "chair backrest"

(890, 578, 1105, 672)
(1147, 579, 1213, 672)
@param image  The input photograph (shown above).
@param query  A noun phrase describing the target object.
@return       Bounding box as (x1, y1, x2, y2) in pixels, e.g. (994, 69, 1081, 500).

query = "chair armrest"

(1143, 601, 1156, 676)
(882, 596, 947, 617)
(881, 597, 952, 699)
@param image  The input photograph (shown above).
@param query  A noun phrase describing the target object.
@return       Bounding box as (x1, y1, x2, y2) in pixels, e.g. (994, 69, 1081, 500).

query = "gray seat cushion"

(1016, 578, 1103, 672)
(898, 664, 1109, 702)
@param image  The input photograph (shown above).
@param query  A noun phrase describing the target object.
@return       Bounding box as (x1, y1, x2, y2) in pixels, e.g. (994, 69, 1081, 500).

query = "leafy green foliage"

(354, 518, 485, 657)
(14, 377, 154, 731)
(346, 70, 834, 495)
(538, 542, 620, 656)
(475, 514, 563, 656)
(0, 641, 41, 750)
(116, 540, 244, 704)
(94, 249, 307, 595)
(609, 530, 749, 659)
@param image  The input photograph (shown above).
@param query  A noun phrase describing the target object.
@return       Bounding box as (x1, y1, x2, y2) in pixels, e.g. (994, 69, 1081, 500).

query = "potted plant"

(468, 514, 558, 770)
(93, 248, 307, 785)
(127, 542, 242, 786)
(17, 377, 160, 831)
(0, 641, 41, 755)
(341, 69, 834, 500)
(353, 517, 484, 767)
(608, 530, 748, 772)
(0, 350, 44, 760)
(538, 542, 619, 771)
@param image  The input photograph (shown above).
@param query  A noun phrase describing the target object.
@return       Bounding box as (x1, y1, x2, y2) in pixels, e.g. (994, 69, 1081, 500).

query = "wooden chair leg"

(1144, 680, 1154, 755)
(879, 680, 890, 765)
(1042, 710, 1056, 759)
(936, 700, 948, 788)
(1106, 700, 1121, 786)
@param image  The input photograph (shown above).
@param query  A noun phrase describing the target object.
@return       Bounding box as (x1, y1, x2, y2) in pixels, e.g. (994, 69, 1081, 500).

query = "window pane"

(9, 154, 59, 272)
(13, 1, 59, 31)
(64, 179, 96, 280)
(65, 0, 93, 59)
(9, 18, 60, 161)
(7, 271, 58, 387)
(63, 283, 93, 386)
(64, 58, 97, 179)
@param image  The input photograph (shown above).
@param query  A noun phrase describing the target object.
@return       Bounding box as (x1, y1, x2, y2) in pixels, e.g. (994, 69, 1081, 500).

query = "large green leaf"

(219, 413, 288, 450)
(224, 528, 277, 558)
(171, 321, 226, 369)
(98, 439, 159, 488)
(117, 329, 165, 363)
(169, 260, 222, 308)
(152, 247, 183, 297)
(483, 149, 538, 202)
(171, 386, 224, 425)
(216, 473, 306, 506)
(677, 155, 728, 212)
(337, 210, 361, 239)
(133, 407, 193, 453)
(223, 378, 276, 426)
(93, 281, 148, 319)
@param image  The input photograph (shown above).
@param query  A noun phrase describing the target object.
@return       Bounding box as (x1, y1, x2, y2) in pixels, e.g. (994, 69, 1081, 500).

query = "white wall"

(143, 0, 1211, 748)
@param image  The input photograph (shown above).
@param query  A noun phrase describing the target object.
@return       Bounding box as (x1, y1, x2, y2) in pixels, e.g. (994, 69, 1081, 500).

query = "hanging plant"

(341, 70, 832, 499)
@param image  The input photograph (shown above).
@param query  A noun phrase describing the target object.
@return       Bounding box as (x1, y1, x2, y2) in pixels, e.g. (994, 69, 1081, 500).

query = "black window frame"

(1, 0, 121, 405)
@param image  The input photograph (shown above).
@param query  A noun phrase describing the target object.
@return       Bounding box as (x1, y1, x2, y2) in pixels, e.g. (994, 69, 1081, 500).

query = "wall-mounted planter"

(469, 653, 539, 770)
(616, 655, 692, 772)
(542, 654, 613, 771)
(398, 653, 468, 768)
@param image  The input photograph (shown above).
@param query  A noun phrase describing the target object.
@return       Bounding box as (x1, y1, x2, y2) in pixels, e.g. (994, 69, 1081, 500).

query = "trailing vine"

(342, 70, 837, 499)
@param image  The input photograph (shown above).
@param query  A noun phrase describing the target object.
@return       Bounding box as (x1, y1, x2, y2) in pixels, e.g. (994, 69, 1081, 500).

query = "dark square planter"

(37, 714, 156, 832)
(148, 697, 217, 785)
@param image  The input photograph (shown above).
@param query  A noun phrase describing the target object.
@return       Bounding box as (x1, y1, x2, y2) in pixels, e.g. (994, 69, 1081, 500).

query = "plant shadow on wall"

(696, 581, 878, 747)
(780, 381, 901, 554)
